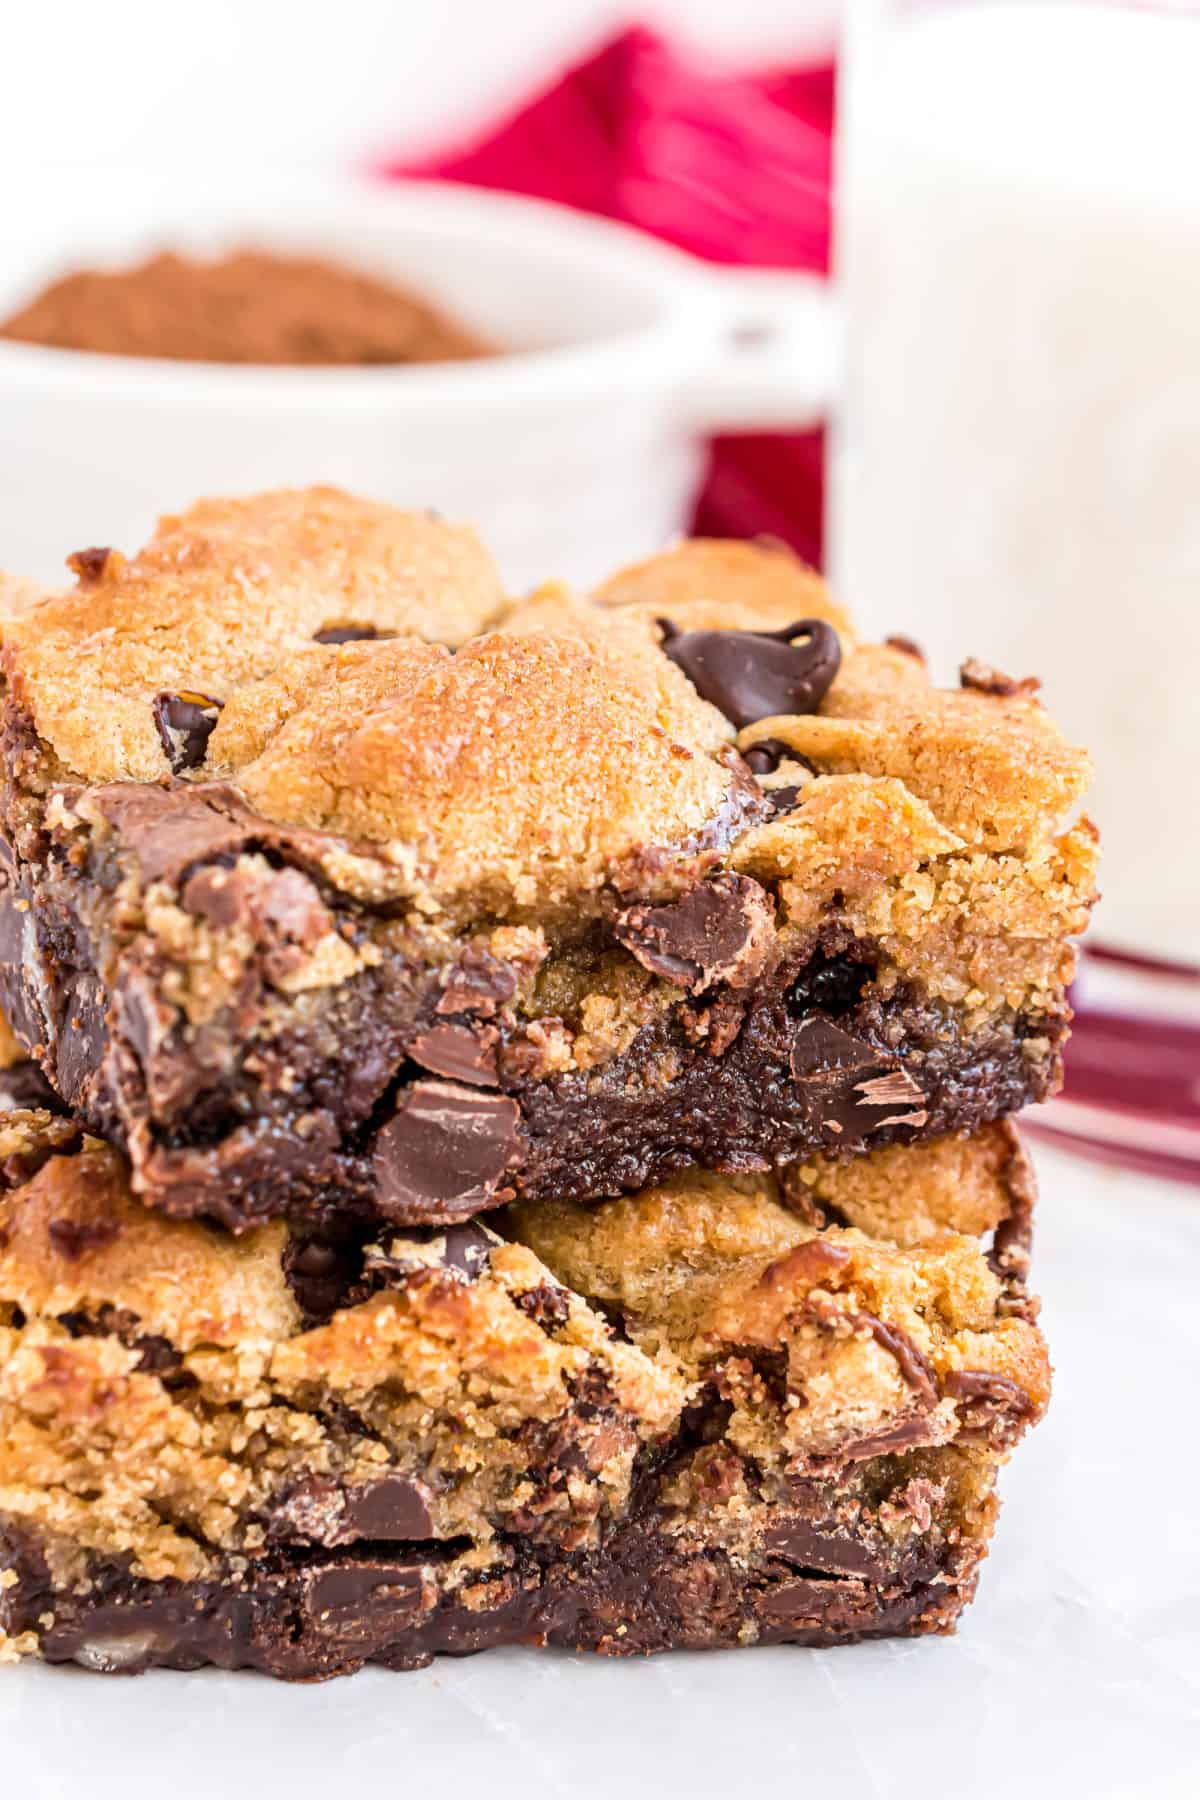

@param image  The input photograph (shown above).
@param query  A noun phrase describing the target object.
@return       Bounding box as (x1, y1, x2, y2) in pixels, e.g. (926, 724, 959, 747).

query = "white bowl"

(0, 177, 833, 590)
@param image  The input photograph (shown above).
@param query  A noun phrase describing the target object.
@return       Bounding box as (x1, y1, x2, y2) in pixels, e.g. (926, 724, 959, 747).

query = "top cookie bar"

(0, 488, 1097, 1230)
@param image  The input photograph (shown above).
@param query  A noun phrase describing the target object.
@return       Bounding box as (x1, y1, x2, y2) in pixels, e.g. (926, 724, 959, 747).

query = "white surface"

(831, 1, 1200, 961)
(4, 1142, 1199, 1799)
(2, 0, 842, 175)
(0, 177, 832, 592)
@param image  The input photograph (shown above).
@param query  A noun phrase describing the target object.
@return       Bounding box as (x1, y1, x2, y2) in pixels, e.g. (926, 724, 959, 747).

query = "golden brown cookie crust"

(2, 493, 1093, 927)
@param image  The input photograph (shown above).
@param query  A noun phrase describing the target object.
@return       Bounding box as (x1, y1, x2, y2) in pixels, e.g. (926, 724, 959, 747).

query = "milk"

(832, 1, 1200, 960)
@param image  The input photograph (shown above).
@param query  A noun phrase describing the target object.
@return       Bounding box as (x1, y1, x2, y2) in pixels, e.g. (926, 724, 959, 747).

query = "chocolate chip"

(959, 658, 1041, 699)
(66, 545, 118, 584)
(46, 1217, 120, 1261)
(313, 624, 384, 645)
(341, 1474, 435, 1541)
(408, 1022, 498, 1088)
(613, 873, 775, 996)
(152, 690, 224, 773)
(743, 738, 791, 775)
(659, 616, 840, 729)
(372, 1082, 522, 1224)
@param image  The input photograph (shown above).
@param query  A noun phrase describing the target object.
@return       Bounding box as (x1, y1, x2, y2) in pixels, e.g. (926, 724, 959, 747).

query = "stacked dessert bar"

(0, 491, 1095, 1677)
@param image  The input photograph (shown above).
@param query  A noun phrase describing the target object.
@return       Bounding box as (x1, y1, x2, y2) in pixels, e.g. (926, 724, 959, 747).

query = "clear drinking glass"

(833, 0, 1200, 963)
(831, 0, 1200, 1173)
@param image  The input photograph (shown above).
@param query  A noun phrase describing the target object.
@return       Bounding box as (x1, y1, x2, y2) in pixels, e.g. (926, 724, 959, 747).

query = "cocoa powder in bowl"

(0, 249, 490, 366)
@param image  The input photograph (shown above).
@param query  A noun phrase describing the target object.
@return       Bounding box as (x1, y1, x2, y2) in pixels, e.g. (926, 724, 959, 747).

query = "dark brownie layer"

(1, 1470, 986, 1680)
(0, 768, 1067, 1231)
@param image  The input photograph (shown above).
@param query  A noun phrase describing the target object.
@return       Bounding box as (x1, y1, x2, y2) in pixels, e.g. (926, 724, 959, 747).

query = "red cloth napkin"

(384, 25, 835, 568)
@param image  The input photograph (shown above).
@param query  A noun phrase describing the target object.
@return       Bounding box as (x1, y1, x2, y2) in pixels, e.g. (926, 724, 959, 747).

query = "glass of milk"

(832, 0, 1200, 966)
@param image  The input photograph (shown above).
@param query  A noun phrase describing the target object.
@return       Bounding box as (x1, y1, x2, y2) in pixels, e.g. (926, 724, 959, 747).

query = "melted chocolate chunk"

(46, 1217, 120, 1262)
(341, 1474, 435, 1541)
(407, 1022, 498, 1088)
(659, 616, 840, 729)
(788, 1017, 927, 1136)
(944, 1370, 1034, 1417)
(372, 1083, 522, 1224)
(152, 691, 224, 773)
(613, 874, 775, 996)
(858, 1315, 939, 1404)
(313, 624, 385, 645)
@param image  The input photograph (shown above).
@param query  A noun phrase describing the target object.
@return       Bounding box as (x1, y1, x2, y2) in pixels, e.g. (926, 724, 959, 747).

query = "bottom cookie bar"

(2, 1444, 996, 1676)
(0, 1113, 1046, 1678)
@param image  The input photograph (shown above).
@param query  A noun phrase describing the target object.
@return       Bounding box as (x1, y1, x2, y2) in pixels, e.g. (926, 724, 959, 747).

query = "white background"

(3, 0, 842, 176)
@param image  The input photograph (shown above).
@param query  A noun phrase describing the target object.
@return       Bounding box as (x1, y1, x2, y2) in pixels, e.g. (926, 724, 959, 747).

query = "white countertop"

(4, 1142, 1198, 1799)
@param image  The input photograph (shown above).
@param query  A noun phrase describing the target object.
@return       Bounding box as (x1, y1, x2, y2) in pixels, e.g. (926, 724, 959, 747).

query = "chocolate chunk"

(959, 658, 1041, 699)
(613, 874, 775, 996)
(313, 624, 385, 645)
(760, 1238, 851, 1292)
(407, 1022, 498, 1087)
(765, 1518, 891, 1583)
(435, 950, 518, 1019)
(838, 1415, 937, 1460)
(437, 1220, 499, 1277)
(305, 1560, 428, 1625)
(66, 545, 119, 584)
(858, 1315, 939, 1404)
(944, 1370, 1034, 1417)
(363, 1218, 499, 1287)
(743, 737, 790, 776)
(46, 1217, 120, 1261)
(341, 1474, 435, 1541)
(789, 1016, 883, 1078)
(659, 616, 840, 729)
(152, 691, 224, 773)
(763, 784, 802, 819)
(513, 1280, 571, 1329)
(372, 1082, 521, 1224)
(789, 1018, 928, 1135)
(884, 634, 925, 662)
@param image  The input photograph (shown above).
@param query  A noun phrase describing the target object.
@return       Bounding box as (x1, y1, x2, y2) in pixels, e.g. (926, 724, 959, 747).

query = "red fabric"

(384, 26, 834, 568)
